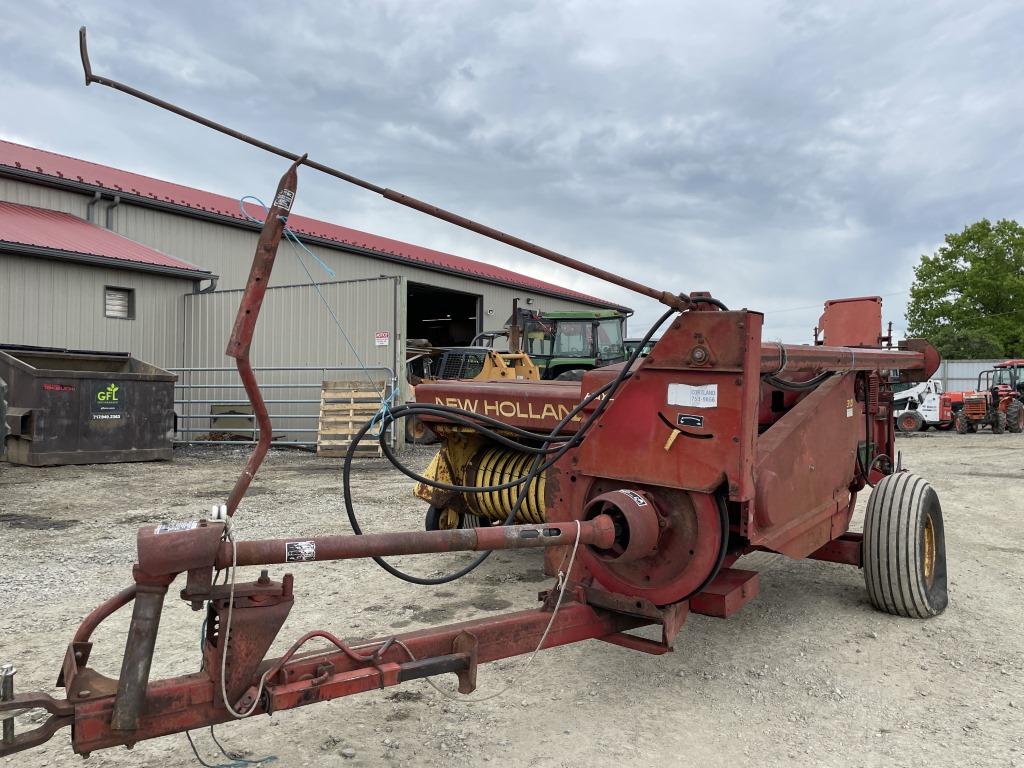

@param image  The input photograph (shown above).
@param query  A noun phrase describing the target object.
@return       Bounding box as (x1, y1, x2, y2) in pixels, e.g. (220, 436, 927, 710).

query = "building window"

(104, 287, 135, 319)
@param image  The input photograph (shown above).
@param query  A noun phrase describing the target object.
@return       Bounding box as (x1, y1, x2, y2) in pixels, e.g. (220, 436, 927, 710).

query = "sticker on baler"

(617, 490, 648, 507)
(155, 520, 199, 535)
(846, 398, 855, 418)
(677, 413, 705, 428)
(286, 541, 316, 562)
(667, 383, 718, 408)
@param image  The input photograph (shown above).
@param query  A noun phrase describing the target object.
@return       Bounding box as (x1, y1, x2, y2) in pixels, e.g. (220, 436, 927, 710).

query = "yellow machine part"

(464, 445, 546, 524)
(479, 350, 540, 381)
(412, 437, 546, 525)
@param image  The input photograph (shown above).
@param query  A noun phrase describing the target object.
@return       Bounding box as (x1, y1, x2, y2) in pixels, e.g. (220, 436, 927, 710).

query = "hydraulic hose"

(342, 306, 679, 585)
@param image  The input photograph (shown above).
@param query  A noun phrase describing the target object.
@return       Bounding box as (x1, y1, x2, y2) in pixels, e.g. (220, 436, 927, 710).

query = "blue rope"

(238, 196, 393, 435)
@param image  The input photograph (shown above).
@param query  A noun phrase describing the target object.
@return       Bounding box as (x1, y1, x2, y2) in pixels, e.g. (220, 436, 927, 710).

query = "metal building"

(0, 140, 627, 446)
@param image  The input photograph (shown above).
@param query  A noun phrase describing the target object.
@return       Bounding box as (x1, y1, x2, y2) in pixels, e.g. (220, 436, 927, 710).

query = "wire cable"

(403, 520, 582, 703)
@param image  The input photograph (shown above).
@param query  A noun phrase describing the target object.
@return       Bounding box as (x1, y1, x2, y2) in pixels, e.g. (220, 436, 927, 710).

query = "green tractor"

(509, 308, 629, 381)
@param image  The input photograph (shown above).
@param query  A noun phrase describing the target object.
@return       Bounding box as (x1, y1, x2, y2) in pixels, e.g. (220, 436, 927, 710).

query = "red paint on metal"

(0, 200, 209, 275)
(65, 603, 643, 755)
(807, 532, 863, 566)
(689, 568, 760, 618)
(219, 517, 615, 568)
(817, 296, 884, 347)
(224, 158, 303, 516)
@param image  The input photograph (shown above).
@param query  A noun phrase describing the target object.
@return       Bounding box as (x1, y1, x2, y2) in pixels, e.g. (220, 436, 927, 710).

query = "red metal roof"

(0, 140, 622, 308)
(0, 200, 210, 276)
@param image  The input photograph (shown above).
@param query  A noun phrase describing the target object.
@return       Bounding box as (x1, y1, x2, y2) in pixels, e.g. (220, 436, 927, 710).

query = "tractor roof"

(541, 309, 626, 319)
(995, 359, 1024, 367)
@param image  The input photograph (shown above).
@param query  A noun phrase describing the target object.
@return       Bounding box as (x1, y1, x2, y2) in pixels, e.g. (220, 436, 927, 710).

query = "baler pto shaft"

(215, 517, 615, 568)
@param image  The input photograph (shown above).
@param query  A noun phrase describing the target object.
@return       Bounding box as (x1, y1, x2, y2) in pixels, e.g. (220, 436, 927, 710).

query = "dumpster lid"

(0, 344, 175, 381)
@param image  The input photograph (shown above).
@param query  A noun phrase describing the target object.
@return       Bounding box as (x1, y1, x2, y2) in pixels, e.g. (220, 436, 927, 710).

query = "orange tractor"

(954, 359, 1024, 434)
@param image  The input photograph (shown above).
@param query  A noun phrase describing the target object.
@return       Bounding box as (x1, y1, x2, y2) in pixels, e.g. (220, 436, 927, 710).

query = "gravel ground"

(1, 432, 1022, 768)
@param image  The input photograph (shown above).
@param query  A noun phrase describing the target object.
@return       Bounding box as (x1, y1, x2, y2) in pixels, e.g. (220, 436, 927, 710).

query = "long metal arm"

(77, 27, 691, 313)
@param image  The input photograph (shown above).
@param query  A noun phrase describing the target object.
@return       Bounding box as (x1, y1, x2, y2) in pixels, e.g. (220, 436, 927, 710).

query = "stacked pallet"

(316, 380, 388, 458)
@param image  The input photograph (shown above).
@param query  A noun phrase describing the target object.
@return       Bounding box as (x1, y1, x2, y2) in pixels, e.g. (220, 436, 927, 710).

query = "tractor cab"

(986, 360, 1024, 396)
(507, 308, 629, 380)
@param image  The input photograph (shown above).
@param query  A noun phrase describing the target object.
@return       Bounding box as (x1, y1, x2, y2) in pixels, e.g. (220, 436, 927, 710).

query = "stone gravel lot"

(1, 431, 1022, 767)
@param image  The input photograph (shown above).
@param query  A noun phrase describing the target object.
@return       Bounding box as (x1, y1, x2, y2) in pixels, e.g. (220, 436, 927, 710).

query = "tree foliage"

(906, 219, 1024, 359)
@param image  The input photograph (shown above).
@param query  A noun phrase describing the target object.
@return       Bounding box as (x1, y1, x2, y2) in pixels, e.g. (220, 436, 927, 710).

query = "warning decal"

(617, 489, 648, 507)
(155, 520, 199, 535)
(667, 383, 718, 408)
(286, 541, 316, 562)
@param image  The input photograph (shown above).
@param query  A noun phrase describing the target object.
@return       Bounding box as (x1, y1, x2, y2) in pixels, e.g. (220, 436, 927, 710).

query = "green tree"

(906, 219, 1024, 359)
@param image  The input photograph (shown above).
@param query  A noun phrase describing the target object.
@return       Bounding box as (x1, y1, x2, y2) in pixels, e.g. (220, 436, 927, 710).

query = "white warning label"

(155, 520, 199, 535)
(667, 383, 718, 409)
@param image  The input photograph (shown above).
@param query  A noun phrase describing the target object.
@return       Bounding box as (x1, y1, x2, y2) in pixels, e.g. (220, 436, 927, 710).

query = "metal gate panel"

(179, 277, 401, 446)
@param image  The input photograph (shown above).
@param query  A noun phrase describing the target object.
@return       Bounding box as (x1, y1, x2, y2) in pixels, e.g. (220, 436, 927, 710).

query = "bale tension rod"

(78, 27, 692, 313)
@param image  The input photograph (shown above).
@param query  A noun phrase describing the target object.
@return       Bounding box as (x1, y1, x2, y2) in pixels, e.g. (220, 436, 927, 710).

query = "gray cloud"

(3, 0, 1023, 339)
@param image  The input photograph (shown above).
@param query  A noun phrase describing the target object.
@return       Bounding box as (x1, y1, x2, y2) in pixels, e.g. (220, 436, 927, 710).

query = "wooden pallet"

(316, 380, 389, 458)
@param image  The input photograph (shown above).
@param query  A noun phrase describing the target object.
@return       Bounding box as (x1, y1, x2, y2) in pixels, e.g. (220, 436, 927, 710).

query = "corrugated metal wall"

(934, 359, 1003, 392)
(0, 178, 623, 339)
(112, 203, 610, 329)
(183, 276, 401, 370)
(0, 178, 90, 218)
(178, 277, 401, 444)
(0, 252, 189, 367)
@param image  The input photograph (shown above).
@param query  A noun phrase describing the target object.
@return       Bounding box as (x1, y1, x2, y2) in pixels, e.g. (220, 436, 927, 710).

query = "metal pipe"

(110, 586, 166, 732)
(218, 516, 614, 568)
(78, 27, 692, 313)
(85, 190, 101, 224)
(761, 343, 926, 375)
(223, 157, 304, 517)
(73, 585, 137, 644)
(104, 194, 121, 230)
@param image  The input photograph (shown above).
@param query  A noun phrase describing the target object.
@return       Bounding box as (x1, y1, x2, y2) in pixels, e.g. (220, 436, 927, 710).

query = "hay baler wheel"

(1007, 400, 1024, 433)
(991, 410, 1007, 435)
(954, 411, 974, 434)
(863, 472, 948, 618)
(897, 410, 925, 434)
(406, 415, 440, 445)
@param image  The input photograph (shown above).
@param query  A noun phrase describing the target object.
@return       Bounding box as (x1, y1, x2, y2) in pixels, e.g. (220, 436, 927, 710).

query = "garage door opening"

(407, 283, 481, 347)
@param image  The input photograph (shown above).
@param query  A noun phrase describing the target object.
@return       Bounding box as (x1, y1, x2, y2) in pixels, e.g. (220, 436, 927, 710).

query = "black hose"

(763, 372, 834, 392)
(342, 307, 678, 585)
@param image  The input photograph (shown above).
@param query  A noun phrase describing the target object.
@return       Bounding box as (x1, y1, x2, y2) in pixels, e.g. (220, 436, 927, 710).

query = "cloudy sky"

(3, 1, 1023, 339)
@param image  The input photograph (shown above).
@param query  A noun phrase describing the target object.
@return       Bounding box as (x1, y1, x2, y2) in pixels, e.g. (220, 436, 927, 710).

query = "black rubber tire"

(425, 506, 484, 530)
(553, 369, 588, 382)
(863, 472, 948, 618)
(991, 410, 1007, 435)
(424, 506, 441, 531)
(897, 410, 925, 434)
(405, 415, 440, 445)
(954, 411, 974, 434)
(1005, 400, 1023, 433)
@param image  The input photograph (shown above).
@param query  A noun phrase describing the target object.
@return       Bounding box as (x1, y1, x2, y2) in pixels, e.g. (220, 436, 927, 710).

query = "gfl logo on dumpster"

(97, 383, 119, 401)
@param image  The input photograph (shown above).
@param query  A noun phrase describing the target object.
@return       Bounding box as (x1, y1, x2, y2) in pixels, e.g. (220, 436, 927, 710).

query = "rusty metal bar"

(78, 27, 690, 313)
(223, 157, 304, 517)
(109, 586, 167, 732)
(73, 585, 137, 644)
(218, 517, 614, 568)
(761, 343, 926, 375)
(65, 601, 644, 756)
